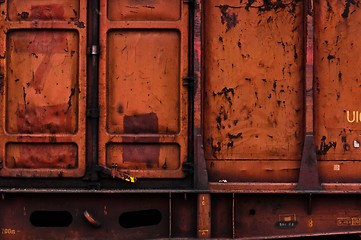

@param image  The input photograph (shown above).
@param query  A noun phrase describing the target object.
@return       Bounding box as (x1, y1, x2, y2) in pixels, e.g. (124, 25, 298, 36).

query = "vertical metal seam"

(85, 0, 101, 186)
(186, 0, 195, 180)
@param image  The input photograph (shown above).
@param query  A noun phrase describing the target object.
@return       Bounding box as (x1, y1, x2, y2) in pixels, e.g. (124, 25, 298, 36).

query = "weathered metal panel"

(7, 0, 80, 21)
(0, 193, 171, 240)
(107, 0, 181, 21)
(0, 0, 87, 177)
(203, 0, 304, 182)
(314, 0, 361, 183)
(1, 193, 361, 239)
(98, 0, 189, 178)
(234, 194, 361, 238)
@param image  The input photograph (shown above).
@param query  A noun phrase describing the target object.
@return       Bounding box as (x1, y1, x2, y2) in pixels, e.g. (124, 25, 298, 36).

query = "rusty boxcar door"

(203, 0, 304, 182)
(0, 0, 87, 177)
(98, 1, 189, 178)
(314, 0, 361, 183)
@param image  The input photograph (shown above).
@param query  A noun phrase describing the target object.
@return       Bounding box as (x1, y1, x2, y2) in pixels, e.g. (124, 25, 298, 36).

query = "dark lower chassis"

(2, 189, 361, 239)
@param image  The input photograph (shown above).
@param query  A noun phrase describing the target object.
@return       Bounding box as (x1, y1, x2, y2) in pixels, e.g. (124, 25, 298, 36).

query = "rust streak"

(65, 88, 75, 114)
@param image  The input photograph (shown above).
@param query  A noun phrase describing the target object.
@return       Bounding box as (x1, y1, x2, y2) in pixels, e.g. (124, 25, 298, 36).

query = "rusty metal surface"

(98, 0, 190, 179)
(314, 0, 361, 183)
(0, 193, 197, 240)
(2, 192, 361, 239)
(0, 0, 87, 177)
(208, 193, 361, 238)
(203, 0, 305, 182)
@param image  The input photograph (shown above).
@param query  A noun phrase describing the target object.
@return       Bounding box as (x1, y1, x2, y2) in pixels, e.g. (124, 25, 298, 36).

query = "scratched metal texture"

(203, 0, 305, 182)
(97, 0, 190, 178)
(314, 0, 361, 183)
(0, 0, 87, 177)
(0, 193, 197, 239)
(1, 193, 361, 239)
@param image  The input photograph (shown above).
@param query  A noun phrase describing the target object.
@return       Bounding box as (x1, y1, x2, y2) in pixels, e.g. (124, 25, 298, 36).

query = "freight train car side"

(2, 0, 361, 239)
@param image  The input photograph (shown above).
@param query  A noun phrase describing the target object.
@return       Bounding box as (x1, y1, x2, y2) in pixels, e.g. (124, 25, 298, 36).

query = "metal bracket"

(194, 129, 209, 190)
(296, 134, 321, 191)
(87, 45, 100, 56)
(96, 165, 137, 183)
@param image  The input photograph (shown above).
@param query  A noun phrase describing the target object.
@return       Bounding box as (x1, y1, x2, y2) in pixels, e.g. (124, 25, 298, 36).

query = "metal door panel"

(203, 0, 304, 181)
(98, 0, 189, 178)
(314, 0, 361, 182)
(0, 0, 86, 177)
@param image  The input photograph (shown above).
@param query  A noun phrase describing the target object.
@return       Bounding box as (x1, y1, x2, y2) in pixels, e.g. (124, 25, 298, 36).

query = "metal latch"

(96, 164, 137, 183)
(87, 45, 100, 56)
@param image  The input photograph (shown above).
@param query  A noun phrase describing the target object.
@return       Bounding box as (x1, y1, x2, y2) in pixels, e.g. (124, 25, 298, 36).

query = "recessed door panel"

(98, 0, 189, 179)
(0, 0, 86, 177)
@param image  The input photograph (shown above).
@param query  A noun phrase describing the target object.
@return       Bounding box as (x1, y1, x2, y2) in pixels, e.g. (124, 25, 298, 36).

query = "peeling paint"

(342, 0, 360, 18)
(216, 5, 239, 32)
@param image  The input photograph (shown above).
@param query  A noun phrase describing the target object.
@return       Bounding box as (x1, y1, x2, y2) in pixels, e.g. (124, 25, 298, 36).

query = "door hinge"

(183, 76, 194, 87)
(87, 45, 100, 56)
(96, 164, 137, 183)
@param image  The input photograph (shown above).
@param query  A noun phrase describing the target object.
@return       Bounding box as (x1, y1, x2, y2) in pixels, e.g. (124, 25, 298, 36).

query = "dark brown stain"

(15, 104, 74, 134)
(216, 106, 228, 130)
(317, 136, 336, 155)
(216, 1, 299, 15)
(208, 137, 221, 158)
(128, 0, 156, 4)
(17, 11, 29, 20)
(216, 5, 239, 32)
(123, 112, 159, 134)
(69, 15, 85, 28)
(10, 144, 77, 169)
(293, 45, 298, 59)
(327, 54, 335, 61)
(340, 134, 351, 151)
(65, 88, 76, 113)
(118, 105, 124, 113)
(75, 21, 85, 28)
(246, 0, 299, 12)
(342, 0, 360, 18)
(31, 4, 65, 20)
(122, 112, 160, 167)
(212, 87, 235, 105)
(227, 132, 243, 139)
(142, 5, 155, 9)
(122, 144, 160, 167)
